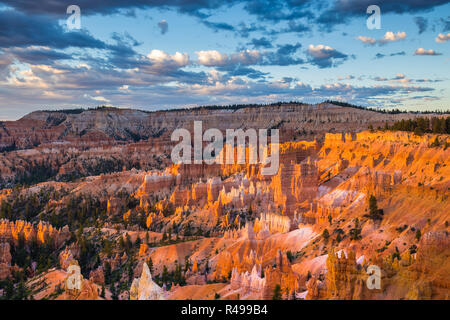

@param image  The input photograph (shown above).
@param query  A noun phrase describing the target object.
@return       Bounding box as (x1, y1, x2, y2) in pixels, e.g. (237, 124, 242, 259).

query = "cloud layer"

(0, 0, 448, 118)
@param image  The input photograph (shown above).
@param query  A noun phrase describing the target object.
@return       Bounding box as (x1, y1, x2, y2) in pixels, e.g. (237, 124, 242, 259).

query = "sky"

(0, 0, 449, 120)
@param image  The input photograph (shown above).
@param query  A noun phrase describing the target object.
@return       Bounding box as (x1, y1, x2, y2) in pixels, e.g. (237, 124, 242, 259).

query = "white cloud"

(307, 44, 335, 59)
(196, 49, 261, 67)
(357, 31, 406, 46)
(306, 44, 347, 68)
(207, 69, 224, 82)
(83, 94, 110, 103)
(357, 36, 376, 45)
(146, 50, 189, 70)
(7, 68, 49, 88)
(196, 50, 229, 66)
(32, 64, 66, 75)
(230, 49, 261, 65)
(414, 48, 442, 56)
(435, 33, 450, 43)
(382, 31, 406, 42)
(119, 85, 130, 92)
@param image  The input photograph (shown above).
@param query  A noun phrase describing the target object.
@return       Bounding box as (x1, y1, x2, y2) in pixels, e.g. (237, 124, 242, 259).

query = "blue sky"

(0, 0, 449, 120)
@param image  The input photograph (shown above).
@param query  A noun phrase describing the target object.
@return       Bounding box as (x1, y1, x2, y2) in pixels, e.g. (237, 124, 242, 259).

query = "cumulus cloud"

(357, 36, 376, 45)
(357, 32, 406, 46)
(195, 49, 264, 67)
(157, 20, 169, 35)
(195, 49, 267, 78)
(414, 48, 442, 56)
(231, 49, 262, 65)
(435, 33, 450, 43)
(379, 31, 407, 44)
(306, 44, 348, 68)
(196, 50, 230, 67)
(196, 45, 303, 71)
(147, 50, 190, 70)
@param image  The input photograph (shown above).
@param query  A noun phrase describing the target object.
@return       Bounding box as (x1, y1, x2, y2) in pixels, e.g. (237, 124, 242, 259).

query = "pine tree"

(366, 195, 383, 221)
(416, 229, 422, 241)
(322, 229, 330, 240)
(272, 284, 282, 300)
(126, 233, 132, 249)
(430, 136, 440, 148)
(135, 235, 141, 248)
(147, 257, 154, 274)
(119, 236, 125, 250)
(104, 261, 112, 285)
(162, 265, 169, 284)
(100, 285, 105, 298)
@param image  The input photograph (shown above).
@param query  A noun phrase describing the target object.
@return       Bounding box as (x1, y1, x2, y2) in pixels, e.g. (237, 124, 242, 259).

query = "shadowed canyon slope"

(0, 103, 428, 150)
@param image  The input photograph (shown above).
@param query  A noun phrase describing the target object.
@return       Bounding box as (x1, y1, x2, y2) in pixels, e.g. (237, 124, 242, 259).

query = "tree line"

(380, 116, 450, 135)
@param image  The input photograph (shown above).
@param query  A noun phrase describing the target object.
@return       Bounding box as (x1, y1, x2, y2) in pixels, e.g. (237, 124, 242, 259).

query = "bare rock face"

(254, 212, 290, 234)
(59, 247, 75, 270)
(0, 219, 69, 247)
(0, 242, 12, 280)
(0, 104, 430, 189)
(119, 291, 130, 300)
(305, 276, 327, 300)
(0, 103, 448, 302)
(271, 155, 319, 215)
(403, 232, 450, 299)
(325, 249, 360, 300)
(0, 103, 426, 151)
(60, 260, 99, 300)
(130, 262, 165, 300)
(89, 267, 105, 285)
(263, 250, 299, 299)
(139, 243, 149, 256)
(214, 251, 234, 280)
(230, 265, 266, 298)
